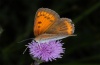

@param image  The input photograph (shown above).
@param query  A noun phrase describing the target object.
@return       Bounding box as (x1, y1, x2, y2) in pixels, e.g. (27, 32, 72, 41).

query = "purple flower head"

(28, 40, 65, 62)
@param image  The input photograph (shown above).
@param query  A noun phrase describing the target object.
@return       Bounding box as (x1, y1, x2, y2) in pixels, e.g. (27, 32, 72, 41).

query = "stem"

(34, 61, 40, 65)
(74, 2, 100, 24)
(30, 55, 43, 65)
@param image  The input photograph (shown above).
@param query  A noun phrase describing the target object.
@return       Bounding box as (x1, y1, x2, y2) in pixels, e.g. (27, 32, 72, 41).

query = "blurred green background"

(0, 0, 100, 65)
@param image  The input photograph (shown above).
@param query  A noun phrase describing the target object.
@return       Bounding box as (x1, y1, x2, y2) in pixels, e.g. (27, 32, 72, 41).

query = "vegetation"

(0, 0, 100, 65)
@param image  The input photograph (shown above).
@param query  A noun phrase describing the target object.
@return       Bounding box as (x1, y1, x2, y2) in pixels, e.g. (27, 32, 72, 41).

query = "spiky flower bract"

(28, 40, 65, 62)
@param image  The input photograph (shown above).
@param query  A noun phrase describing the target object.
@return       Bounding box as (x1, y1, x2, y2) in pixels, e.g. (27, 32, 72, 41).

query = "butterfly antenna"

(17, 38, 34, 43)
(71, 34, 77, 36)
(23, 46, 28, 54)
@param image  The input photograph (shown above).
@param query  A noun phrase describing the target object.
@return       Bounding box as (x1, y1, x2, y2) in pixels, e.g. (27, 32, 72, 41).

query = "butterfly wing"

(34, 8, 60, 36)
(34, 18, 75, 43)
(46, 18, 75, 35)
(34, 33, 75, 43)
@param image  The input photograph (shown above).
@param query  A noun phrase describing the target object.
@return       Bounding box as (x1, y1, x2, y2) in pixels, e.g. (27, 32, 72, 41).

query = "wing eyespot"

(38, 26, 40, 28)
(50, 20, 53, 22)
(44, 16, 47, 18)
(37, 16, 39, 17)
(38, 21, 42, 24)
(47, 17, 50, 19)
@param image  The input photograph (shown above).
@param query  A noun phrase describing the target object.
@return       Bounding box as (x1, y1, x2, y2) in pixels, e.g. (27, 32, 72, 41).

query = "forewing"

(34, 8, 60, 36)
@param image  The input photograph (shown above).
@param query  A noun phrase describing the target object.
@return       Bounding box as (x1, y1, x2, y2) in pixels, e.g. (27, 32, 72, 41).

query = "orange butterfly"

(34, 8, 75, 43)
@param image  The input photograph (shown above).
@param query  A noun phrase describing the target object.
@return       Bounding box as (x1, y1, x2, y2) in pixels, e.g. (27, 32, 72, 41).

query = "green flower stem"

(74, 2, 100, 24)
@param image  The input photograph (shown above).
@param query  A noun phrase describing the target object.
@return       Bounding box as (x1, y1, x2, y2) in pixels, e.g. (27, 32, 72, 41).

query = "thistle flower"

(28, 40, 65, 62)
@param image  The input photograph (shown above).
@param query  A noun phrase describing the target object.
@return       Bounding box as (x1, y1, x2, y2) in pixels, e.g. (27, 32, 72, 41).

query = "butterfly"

(34, 8, 75, 43)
